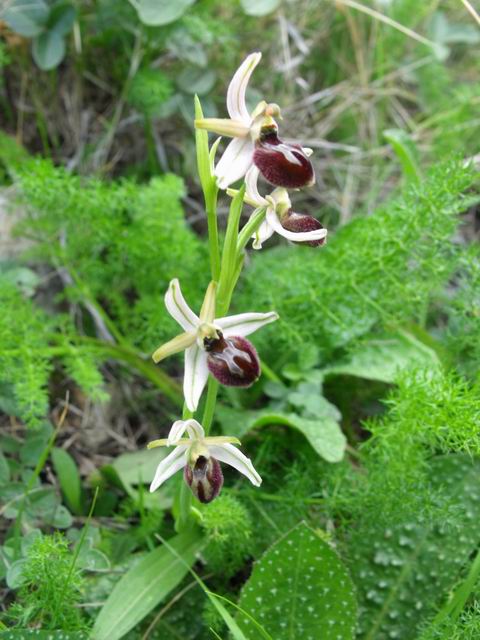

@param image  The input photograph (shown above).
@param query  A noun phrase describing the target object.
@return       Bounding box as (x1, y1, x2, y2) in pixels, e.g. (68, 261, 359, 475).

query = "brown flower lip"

(281, 211, 326, 247)
(184, 455, 224, 503)
(204, 333, 260, 387)
(253, 127, 315, 189)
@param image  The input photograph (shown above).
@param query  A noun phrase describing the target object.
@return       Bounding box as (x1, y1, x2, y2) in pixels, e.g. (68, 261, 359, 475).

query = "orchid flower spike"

(152, 279, 278, 411)
(232, 166, 327, 250)
(148, 419, 261, 503)
(195, 52, 315, 190)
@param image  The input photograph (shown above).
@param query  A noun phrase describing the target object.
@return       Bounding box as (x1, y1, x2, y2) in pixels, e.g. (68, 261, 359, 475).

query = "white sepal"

(183, 345, 210, 412)
(216, 311, 279, 338)
(165, 279, 199, 331)
(150, 445, 187, 492)
(215, 137, 255, 189)
(252, 218, 275, 250)
(245, 165, 266, 207)
(227, 52, 262, 123)
(208, 443, 262, 486)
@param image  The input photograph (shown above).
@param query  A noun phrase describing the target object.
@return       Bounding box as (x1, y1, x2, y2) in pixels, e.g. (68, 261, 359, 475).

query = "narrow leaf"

(92, 529, 203, 640)
(383, 128, 421, 184)
(51, 447, 82, 515)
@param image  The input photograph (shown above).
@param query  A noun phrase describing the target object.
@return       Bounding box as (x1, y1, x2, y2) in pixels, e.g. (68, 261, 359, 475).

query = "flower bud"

(184, 455, 224, 504)
(204, 333, 260, 387)
(253, 126, 315, 189)
(281, 210, 326, 247)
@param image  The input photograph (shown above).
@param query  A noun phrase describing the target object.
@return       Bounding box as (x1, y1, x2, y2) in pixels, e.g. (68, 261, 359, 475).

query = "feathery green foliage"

(239, 161, 476, 363)
(6, 533, 86, 630)
(0, 148, 209, 352)
(201, 493, 253, 576)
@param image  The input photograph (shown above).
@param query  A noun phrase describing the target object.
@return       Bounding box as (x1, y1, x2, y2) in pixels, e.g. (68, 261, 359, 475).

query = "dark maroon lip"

(253, 128, 315, 189)
(205, 333, 260, 387)
(281, 210, 326, 247)
(184, 455, 224, 504)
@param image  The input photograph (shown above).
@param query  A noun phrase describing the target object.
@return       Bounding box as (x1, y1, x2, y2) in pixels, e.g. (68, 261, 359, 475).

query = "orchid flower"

(195, 52, 315, 190)
(149, 419, 261, 503)
(231, 166, 328, 250)
(152, 279, 278, 411)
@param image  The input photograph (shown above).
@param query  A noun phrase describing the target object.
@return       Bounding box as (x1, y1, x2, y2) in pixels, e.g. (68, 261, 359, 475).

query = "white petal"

(227, 52, 261, 123)
(184, 345, 209, 412)
(252, 218, 275, 250)
(195, 117, 250, 138)
(165, 279, 199, 331)
(266, 208, 328, 243)
(245, 165, 266, 206)
(150, 445, 187, 492)
(216, 311, 278, 338)
(208, 443, 262, 486)
(152, 331, 196, 364)
(215, 138, 254, 189)
(168, 419, 205, 444)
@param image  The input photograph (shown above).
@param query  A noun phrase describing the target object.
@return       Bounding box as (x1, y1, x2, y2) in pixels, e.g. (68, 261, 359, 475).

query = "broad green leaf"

(237, 522, 357, 639)
(76, 547, 110, 571)
(350, 455, 480, 639)
(92, 529, 203, 640)
(6, 558, 27, 589)
(167, 29, 208, 67)
(112, 448, 162, 488)
(1, 0, 48, 37)
(109, 448, 171, 509)
(47, 3, 76, 36)
(383, 129, 421, 184)
(240, 0, 281, 17)
(32, 30, 66, 70)
(232, 411, 346, 463)
(51, 446, 82, 514)
(0, 265, 40, 297)
(323, 331, 439, 384)
(137, 0, 196, 26)
(177, 67, 216, 95)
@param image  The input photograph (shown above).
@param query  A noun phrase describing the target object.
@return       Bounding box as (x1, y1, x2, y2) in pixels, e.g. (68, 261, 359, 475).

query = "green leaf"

(237, 522, 357, 639)
(240, 0, 281, 17)
(177, 67, 216, 95)
(92, 529, 204, 640)
(76, 547, 110, 571)
(109, 448, 171, 509)
(51, 447, 83, 514)
(323, 331, 440, 384)
(136, 0, 196, 26)
(112, 448, 164, 489)
(6, 558, 27, 589)
(0, 451, 10, 485)
(47, 3, 76, 37)
(350, 455, 480, 639)
(1, 0, 49, 37)
(234, 411, 346, 463)
(32, 30, 66, 70)
(383, 129, 421, 184)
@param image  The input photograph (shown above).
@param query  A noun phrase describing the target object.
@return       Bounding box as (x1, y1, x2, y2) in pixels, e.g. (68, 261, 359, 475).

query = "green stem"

(217, 185, 245, 315)
(202, 378, 219, 436)
(206, 189, 221, 282)
(236, 206, 266, 253)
